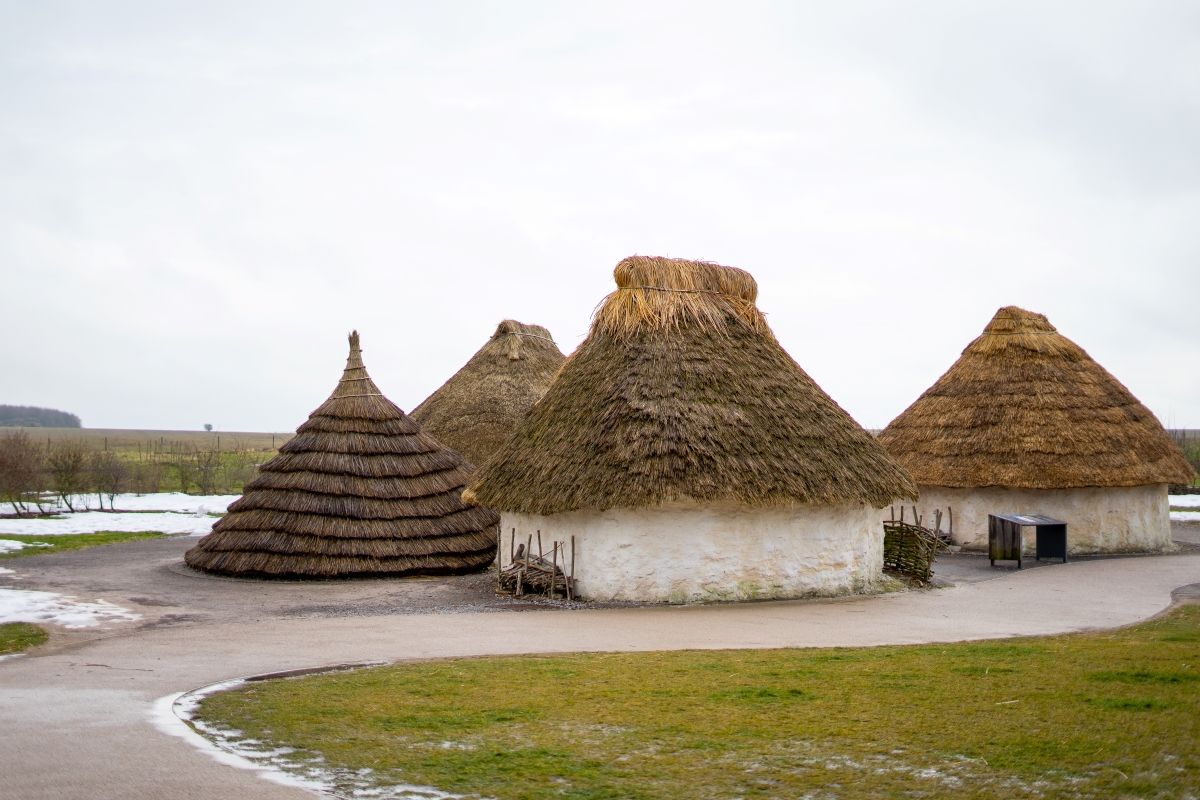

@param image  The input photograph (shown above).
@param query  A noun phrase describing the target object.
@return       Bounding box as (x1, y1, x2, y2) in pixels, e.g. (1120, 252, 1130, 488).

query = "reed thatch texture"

(410, 320, 565, 468)
(185, 331, 499, 577)
(463, 256, 916, 514)
(878, 306, 1196, 489)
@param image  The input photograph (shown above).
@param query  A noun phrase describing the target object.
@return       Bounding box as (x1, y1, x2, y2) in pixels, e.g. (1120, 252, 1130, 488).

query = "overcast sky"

(2, 1, 1197, 433)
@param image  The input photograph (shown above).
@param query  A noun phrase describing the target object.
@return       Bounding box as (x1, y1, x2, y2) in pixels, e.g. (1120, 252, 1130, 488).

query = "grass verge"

(0, 622, 48, 655)
(196, 606, 1200, 799)
(0, 531, 165, 559)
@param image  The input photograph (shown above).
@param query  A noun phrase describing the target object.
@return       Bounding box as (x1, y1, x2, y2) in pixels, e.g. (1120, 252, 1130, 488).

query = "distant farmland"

(4, 428, 295, 495)
(15, 427, 292, 453)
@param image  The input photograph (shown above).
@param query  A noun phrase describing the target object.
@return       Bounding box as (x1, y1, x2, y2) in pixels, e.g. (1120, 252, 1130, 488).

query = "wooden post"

(550, 542, 558, 599)
(570, 535, 576, 601)
(537, 530, 543, 561)
(509, 528, 515, 565)
(519, 534, 531, 596)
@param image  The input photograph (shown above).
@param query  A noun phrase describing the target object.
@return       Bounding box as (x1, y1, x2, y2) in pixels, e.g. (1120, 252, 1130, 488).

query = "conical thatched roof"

(878, 306, 1196, 489)
(185, 332, 499, 577)
(463, 256, 916, 514)
(410, 320, 566, 469)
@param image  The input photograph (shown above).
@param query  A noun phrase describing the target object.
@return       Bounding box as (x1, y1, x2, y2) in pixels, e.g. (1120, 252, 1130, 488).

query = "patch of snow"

(9, 492, 240, 515)
(0, 512, 218, 537)
(0, 587, 140, 628)
(0, 540, 51, 553)
(1171, 511, 1200, 522)
(0, 493, 241, 537)
(0, 566, 15, 575)
(1169, 495, 1200, 508)
(108, 493, 240, 513)
(156, 668, 459, 799)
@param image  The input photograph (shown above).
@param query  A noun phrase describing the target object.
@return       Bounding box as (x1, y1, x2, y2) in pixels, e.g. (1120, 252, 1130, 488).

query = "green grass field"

(0, 622, 48, 655)
(197, 605, 1200, 799)
(0, 532, 165, 559)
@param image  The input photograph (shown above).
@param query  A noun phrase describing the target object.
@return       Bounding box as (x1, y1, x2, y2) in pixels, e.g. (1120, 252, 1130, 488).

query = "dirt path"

(2, 536, 1198, 800)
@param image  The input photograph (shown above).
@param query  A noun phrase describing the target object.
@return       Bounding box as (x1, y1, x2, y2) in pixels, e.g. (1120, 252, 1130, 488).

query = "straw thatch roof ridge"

(878, 306, 1196, 489)
(410, 319, 566, 468)
(591, 255, 771, 340)
(463, 257, 917, 514)
(185, 330, 499, 577)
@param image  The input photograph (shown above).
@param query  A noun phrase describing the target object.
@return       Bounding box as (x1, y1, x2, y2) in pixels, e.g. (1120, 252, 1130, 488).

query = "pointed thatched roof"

(878, 306, 1196, 489)
(410, 320, 566, 469)
(463, 256, 916, 514)
(184, 331, 499, 577)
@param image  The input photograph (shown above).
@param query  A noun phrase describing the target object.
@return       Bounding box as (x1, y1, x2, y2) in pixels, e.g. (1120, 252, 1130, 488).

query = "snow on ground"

(1170, 495, 1200, 521)
(106, 493, 240, 513)
(0, 493, 237, 537)
(156, 668, 455, 800)
(12, 492, 239, 514)
(0, 512, 218, 537)
(0, 540, 51, 553)
(0, 587, 140, 628)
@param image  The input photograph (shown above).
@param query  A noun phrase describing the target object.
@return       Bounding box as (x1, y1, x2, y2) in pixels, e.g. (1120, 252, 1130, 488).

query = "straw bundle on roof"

(410, 320, 565, 468)
(185, 332, 499, 577)
(464, 256, 916, 514)
(878, 307, 1196, 488)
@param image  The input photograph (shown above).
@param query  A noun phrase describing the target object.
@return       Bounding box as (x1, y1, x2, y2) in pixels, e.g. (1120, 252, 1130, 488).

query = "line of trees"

(0, 404, 81, 428)
(0, 430, 266, 515)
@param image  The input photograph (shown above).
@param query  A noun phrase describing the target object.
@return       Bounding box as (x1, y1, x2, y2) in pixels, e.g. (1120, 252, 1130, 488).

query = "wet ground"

(3, 527, 1199, 799)
(3, 525, 1196, 655)
(930, 522, 1200, 586)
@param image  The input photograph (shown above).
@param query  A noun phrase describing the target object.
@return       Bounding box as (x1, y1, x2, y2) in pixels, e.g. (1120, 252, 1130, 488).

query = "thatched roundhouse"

(410, 320, 566, 469)
(878, 307, 1195, 554)
(464, 256, 916, 602)
(185, 332, 499, 577)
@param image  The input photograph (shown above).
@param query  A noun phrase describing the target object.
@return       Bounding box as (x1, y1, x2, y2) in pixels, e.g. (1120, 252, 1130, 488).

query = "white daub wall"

(888, 484, 1172, 554)
(499, 500, 884, 603)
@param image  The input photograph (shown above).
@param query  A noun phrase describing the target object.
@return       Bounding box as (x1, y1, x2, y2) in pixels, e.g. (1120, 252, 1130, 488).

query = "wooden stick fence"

(883, 505, 950, 584)
(497, 528, 576, 600)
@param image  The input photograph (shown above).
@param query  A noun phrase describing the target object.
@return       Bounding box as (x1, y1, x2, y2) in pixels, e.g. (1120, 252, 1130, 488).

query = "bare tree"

(1170, 429, 1200, 483)
(91, 451, 130, 510)
(172, 446, 198, 494)
(0, 430, 44, 515)
(193, 448, 221, 495)
(47, 437, 91, 512)
(131, 461, 165, 495)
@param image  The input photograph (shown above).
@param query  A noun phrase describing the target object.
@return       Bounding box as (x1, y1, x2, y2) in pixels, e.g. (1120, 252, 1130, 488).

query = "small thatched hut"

(410, 320, 566, 469)
(185, 332, 499, 577)
(463, 256, 916, 602)
(878, 306, 1195, 554)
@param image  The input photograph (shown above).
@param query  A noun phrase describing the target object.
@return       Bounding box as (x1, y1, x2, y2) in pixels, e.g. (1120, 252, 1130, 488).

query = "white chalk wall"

(889, 484, 1171, 554)
(499, 500, 884, 603)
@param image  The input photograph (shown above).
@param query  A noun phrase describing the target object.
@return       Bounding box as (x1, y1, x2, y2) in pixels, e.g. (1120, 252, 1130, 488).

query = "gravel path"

(1, 532, 1198, 800)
